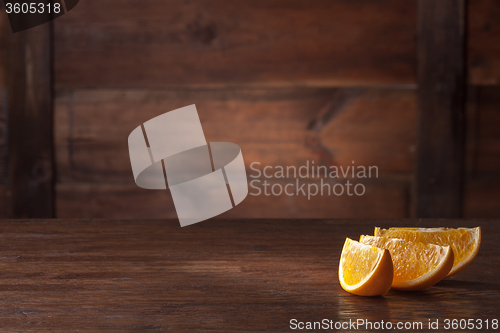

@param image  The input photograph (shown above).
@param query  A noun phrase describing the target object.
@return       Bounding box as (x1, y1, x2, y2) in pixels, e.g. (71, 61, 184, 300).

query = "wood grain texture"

(57, 179, 410, 219)
(56, 183, 178, 219)
(6, 24, 54, 218)
(415, 0, 466, 218)
(0, 88, 6, 186)
(53, 0, 417, 89)
(54, 88, 417, 184)
(468, 0, 500, 85)
(0, 8, 6, 186)
(466, 86, 500, 174)
(463, 86, 500, 218)
(0, 7, 6, 90)
(0, 218, 496, 332)
(50, 0, 500, 88)
(319, 89, 416, 174)
(464, 177, 500, 218)
(0, 185, 6, 218)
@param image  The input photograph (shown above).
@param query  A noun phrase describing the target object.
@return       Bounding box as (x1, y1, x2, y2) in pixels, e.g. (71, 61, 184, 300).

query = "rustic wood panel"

(50, 0, 500, 88)
(463, 83, 499, 222)
(464, 177, 500, 218)
(0, 10, 5, 220)
(54, 88, 331, 183)
(319, 89, 416, 174)
(223, 178, 409, 219)
(415, 0, 466, 218)
(6, 24, 54, 218)
(0, 7, 6, 90)
(57, 178, 409, 219)
(0, 185, 6, 218)
(56, 183, 177, 219)
(466, 86, 500, 174)
(55, 88, 417, 184)
(468, 0, 500, 85)
(0, 218, 496, 332)
(53, 0, 417, 89)
(0, 89, 5, 185)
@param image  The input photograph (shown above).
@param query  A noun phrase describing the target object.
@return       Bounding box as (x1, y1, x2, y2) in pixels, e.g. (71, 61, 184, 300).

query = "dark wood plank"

(53, 0, 417, 88)
(0, 6, 6, 90)
(0, 104, 5, 217)
(54, 88, 331, 183)
(466, 86, 500, 174)
(0, 218, 496, 332)
(5, 24, 54, 218)
(57, 179, 410, 219)
(0, 185, 6, 218)
(56, 183, 177, 219)
(0, 7, 7, 187)
(468, 0, 500, 85)
(319, 89, 416, 174)
(55, 88, 416, 183)
(415, 0, 466, 217)
(51, 0, 500, 88)
(464, 176, 500, 218)
(0, 89, 6, 185)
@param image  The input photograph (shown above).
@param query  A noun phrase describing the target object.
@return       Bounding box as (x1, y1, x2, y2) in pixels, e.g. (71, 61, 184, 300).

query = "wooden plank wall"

(5, 23, 54, 218)
(54, 88, 414, 218)
(0, 0, 499, 218)
(0, 10, 7, 218)
(464, 0, 500, 217)
(415, 0, 466, 217)
(51, 0, 419, 219)
(52, 0, 500, 219)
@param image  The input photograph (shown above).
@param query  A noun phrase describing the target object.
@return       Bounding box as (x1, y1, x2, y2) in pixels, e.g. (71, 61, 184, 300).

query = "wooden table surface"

(0, 219, 498, 332)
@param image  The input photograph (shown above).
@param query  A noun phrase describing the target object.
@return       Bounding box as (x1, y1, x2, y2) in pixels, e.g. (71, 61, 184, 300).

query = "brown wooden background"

(0, 0, 499, 219)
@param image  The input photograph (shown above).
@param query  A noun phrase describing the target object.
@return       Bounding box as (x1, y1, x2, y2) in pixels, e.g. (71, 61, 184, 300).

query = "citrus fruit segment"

(338, 238, 393, 296)
(374, 227, 480, 277)
(359, 235, 453, 291)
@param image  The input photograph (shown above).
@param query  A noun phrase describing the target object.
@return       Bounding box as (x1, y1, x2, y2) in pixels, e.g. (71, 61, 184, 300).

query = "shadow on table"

(434, 279, 499, 290)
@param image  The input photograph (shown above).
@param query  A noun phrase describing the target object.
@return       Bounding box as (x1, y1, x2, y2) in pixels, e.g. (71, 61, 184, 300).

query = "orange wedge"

(374, 227, 481, 277)
(338, 238, 393, 296)
(359, 235, 454, 291)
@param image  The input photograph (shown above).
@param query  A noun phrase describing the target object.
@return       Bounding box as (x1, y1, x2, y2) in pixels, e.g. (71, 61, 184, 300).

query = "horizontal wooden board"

(464, 177, 500, 218)
(54, 88, 417, 183)
(54, 0, 417, 88)
(57, 178, 409, 219)
(466, 86, 500, 173)
(0, 219, 497, 331)
(222, 178, 409, 219)
(52, 0, 500, 88)
(468, 0, 500, 85)
(319, 89, 416, 173)
(54, 88, 331, 183)
(56, 183, 177, 219)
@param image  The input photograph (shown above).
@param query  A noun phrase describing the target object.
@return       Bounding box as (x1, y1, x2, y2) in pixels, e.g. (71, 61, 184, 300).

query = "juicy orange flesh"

(340, 239, 383, 286)
(375, 227, 478, 267)
(360, 236, 447, 284)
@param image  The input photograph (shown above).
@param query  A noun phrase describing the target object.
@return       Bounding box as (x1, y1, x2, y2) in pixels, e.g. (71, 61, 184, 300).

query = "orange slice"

(338, 238, 393, 296)
(374, 227, 481, 277)
(359, 235, 454, 291)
